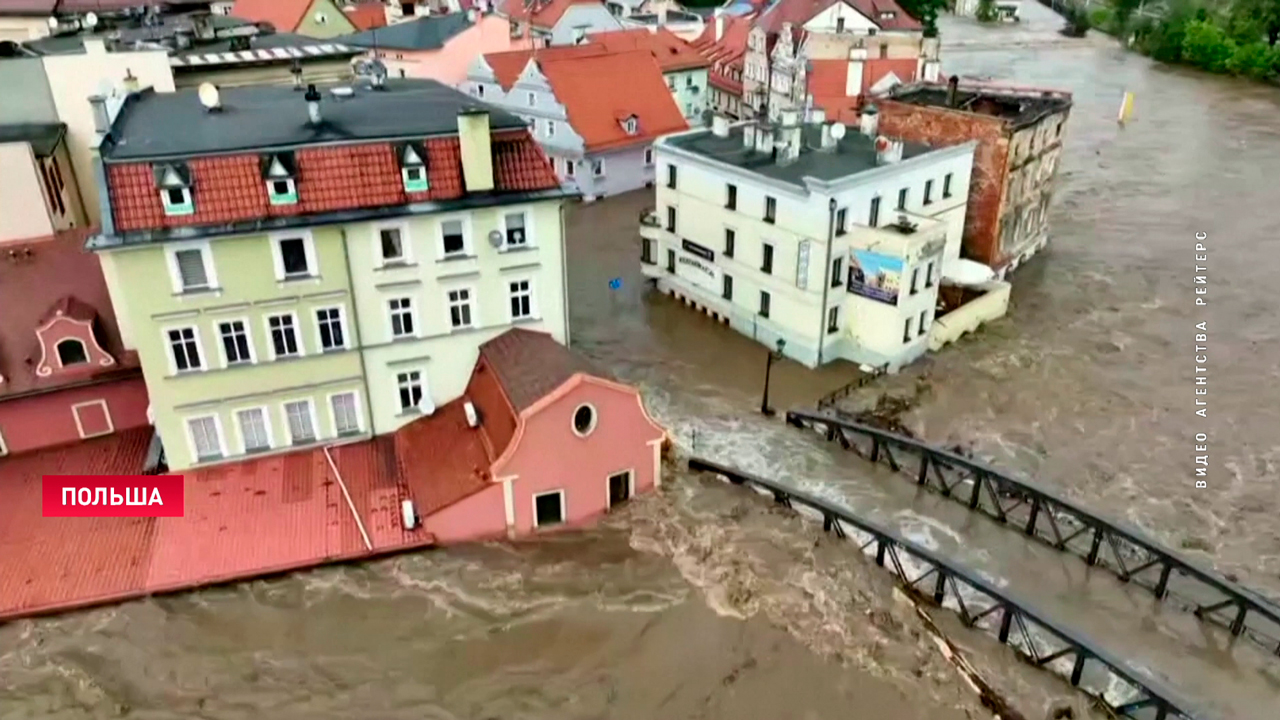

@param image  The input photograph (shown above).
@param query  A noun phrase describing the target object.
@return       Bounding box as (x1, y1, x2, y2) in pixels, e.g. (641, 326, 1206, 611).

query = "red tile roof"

(484, 48, 688, 152)
(105, 129, 560, 233)
(0, 228, 141, 399)
(691, 13, 753, 95)
(479, 328, 606, 412)
(586, 28, 710, 72)
(229, 0, 315, 32)
(758, 0, 922, 35)
(498, 0, 599, 30)
(808, 56, 921, 122)
(394, 398, 494, 516)
(344, 1, 387, 30)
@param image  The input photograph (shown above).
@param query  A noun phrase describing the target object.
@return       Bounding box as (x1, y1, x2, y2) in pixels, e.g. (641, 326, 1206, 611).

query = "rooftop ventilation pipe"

(305, 83, 322, 124)
(947, 74, 959, 108)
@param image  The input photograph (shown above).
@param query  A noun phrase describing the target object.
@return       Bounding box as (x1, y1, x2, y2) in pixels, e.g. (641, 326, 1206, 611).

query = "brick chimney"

(457, 107, 494, 192)
(846, 46, 866, 97)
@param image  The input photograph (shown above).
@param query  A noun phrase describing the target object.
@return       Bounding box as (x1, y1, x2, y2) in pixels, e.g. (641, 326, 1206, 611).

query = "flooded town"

(0, 0, 1278, 719)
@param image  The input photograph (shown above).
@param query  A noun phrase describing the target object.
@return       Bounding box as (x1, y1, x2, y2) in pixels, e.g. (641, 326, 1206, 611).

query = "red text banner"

(42, 475, 185, 517)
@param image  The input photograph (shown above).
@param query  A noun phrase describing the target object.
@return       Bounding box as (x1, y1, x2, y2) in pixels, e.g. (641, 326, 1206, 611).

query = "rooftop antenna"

(197, 81, 221, 112)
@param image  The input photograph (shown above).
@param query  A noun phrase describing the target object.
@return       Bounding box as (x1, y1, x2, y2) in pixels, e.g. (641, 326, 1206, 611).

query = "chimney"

(305, 83, 322, 124)
(846, 46, 866, 97)
(805, 106, 826, 125)
(779, 107, 800, 128)
(88, 95, 110, 134)
(657, 3, 668, 25)
(711, 114, 730, 137)
(776, 124, 801, 165)
(457, 107, 495, 192)
(946, 74, 959, 108)
(818, 123, 836, 151)
(875, 135, 903, 165)
(859, 104, 878, 136)
(754, 124, 774, 154)
(122, 69, 139, 93)
(742, 122, 757, 149)
(466, 7, 478, 22)
(83, 38, 107, 55)
(713, 7, 724, 41)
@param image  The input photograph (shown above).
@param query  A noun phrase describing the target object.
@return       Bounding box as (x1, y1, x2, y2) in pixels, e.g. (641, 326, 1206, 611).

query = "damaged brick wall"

(876, 100, 1010, 268)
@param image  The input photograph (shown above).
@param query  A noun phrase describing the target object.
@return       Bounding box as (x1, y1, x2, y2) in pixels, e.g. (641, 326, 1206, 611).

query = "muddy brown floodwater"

(4, 5, 1280, 719)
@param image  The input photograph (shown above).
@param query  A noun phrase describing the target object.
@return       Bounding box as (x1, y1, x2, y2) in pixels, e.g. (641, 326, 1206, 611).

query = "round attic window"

(572, 404, 597, 437)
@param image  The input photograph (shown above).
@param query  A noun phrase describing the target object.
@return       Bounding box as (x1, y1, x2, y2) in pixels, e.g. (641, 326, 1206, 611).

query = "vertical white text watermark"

(1193, 232, 1208, 489)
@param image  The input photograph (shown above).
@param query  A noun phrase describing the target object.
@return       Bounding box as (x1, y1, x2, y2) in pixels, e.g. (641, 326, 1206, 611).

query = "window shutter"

(175, 249, 208, 289)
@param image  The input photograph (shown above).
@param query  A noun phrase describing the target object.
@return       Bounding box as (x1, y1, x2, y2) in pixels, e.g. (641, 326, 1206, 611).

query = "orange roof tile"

(587, 27, 709, 72)
(758, 0, 922, 35)
(229, 0, 313, 32)
(394, 398, 495, 516)
(344, 1, 387, 31)
(498, 0, 600, 30)
(479, 328, 608, 412)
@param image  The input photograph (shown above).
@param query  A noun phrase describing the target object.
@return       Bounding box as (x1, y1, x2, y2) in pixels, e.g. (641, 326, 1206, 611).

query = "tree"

(897, 0, 949, 36)
(976, 0, 999, 22)
(1234, 0, 1280, 45)
(1111, 0, 1146, 31)
(1181, 18, 1236, 72)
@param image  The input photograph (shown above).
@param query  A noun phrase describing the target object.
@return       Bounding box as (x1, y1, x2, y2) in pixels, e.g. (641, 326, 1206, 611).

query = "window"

(564, 158, 575, 177)
(897, 188, 908, 210)
(167, 327, 203, 372)
(267, 314, 301, 359)
(879, 44, 888, 59)
(572, 404, 596, 436)
(910, 268, 919, 295)
(666, 164, 677, 189)
(217, 320, 253, 365)
(379, 226, 406, 264)
(504, 212, 527, 247)
(903, 317, 912, 342)
(726, 183, 737, 210)
(831, 257, 843, 288)
(316, 307, 346, 351)
(644, 147, 654, 165)
(526, 91, 536, 107)
(509, 279, 533, 320)
(592, 159, 605, 177)
(397, 370, 425, 412)
(924, 179, 934, 205)
(161, 186, 193, 216)
(666, 248, 675, 272)
(925, 261, 935, 288)
(172, 247, 211, 292)
(918, 310, 928, 336)
(642, 237, 655, 264)
(283, 399, 316, 444)
(836, 17, 845, 32)
(759, 290, 771, 318)
(267, 178, 297, 205)
(547, 120, 556, 138)
(835, 207, 847, 236)
(764, 196, 776, 223)
(869, 196, 881, 226)
(447, 288, 473, 329)
(331, 392, 361, 436)
(666, 206, 677, 232)
(623, 117, 637, 134)
(761, 243, 774, 273)
(724, 228, 735, 257)
(943, 173, 953, 198)
(722, 273, 733, 300)
(827, 306, 839, 334)
(441, 219, 466, 257)
(402, 165, 429, 192)
(274, 235, 315, 279)
(476, 83, 485, 97)
(533, 490, 565, 527)
(389, 297, 415, 338)
(237, 407, 271, 453)
(55, 338, 87, 366)
(187, 416, 223, 461)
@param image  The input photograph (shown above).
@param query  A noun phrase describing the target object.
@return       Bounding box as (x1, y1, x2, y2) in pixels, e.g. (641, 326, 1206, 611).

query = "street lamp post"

(760, 338, 786, 416)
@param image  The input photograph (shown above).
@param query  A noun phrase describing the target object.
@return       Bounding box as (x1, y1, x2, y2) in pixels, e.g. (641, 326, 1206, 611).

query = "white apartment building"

(640, 109, 977, 371)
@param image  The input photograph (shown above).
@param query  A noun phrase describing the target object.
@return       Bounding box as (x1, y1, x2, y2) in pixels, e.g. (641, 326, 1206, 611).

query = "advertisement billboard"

(848, 249, 903, 305)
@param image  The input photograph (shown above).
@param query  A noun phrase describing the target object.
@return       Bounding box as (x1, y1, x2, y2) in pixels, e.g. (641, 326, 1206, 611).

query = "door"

(608, 471, 632, 508)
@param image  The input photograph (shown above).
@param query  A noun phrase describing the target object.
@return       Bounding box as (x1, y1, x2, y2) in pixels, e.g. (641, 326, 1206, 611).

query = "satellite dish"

(487, 230, 504, 248)
(829, 123, 846, 140)
(197, 82, 221, 110)
(84, 11, 99, 28)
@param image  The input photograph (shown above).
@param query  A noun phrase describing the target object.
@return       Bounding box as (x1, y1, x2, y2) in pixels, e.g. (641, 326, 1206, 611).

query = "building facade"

(90, 79, 573, 470)
(467, 44, 687, 200)
(497, 0, 623, 46)
(0, 122, 86, 243)
(229, 0, 359, 38)
(640, 110, 978, 371)
(877, 78, 1072, 278)
(339, 11, 522, 86)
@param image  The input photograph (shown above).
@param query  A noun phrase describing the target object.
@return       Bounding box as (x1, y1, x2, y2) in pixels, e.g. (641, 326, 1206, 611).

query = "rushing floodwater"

(4, 5, 1280, 719)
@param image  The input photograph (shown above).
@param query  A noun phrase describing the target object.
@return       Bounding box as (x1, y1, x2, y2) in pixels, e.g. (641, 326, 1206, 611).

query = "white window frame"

(327, 389, 364, 437)
(507, 277, 536, 321)
(395, 368, 430, 414)
(388, 296, 418, 340)
(606, 469, 635, 509)
(314, 305, 350, 352)
(446, 286, 476, 330)
(266, 177, 297, 205)
(160, 186, 193, 216)
(71, 399, 115, 439)
(165, 240, 218, 294)
(162, 324, 206, 375)
(437, 214, 472, 258)
(546, 120, 556, 138)
(56, 338, 88, 367)
(264, 311, 305, 360)
(526, 90, 536, 107)
(234, 405, 274, 454)
(185, 413, 227, 463)
(281, 397, 320, 445)
(571, 402, 598, 437)
(269, 230, 319, 281)
(592, 158, 605, 177)
(532, 489, 567, 528)
(214, 316, 257, 367)
(374, 221, 413, 267)
(563, 158, 575, 177)
(501, 208, 532, 249)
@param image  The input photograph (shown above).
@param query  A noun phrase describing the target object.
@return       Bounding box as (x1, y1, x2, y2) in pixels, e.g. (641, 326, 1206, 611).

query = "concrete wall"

(0, 377, 151, 456)
(0, 142, 55, 243)
(0, 58, 58, 125)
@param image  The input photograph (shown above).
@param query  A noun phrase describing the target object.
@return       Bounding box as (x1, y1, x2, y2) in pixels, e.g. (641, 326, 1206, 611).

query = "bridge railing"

(785, 407, 1280, 657)
(688, 456, 1202, 720)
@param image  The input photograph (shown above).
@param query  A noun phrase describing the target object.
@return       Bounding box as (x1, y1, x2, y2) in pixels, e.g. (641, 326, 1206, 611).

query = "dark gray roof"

(0, 122, 66, 156)
(100, 78, 530, 161)
(885, 84, 1072, 130)
(666, 124, 934, 189)
(22, 12, 251, 55)
(337, 13, 472, 51)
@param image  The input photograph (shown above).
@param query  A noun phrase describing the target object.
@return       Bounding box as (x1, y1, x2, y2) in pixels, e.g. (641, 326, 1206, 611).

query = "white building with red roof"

(496, 0, 624, 46)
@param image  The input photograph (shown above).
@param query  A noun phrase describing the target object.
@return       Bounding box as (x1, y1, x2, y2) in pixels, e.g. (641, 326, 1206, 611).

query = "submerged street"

(3, 4, 1280, 718)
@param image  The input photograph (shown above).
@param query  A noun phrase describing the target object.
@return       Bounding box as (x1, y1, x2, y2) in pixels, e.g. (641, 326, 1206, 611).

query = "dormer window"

(398, 142, 429, 192)
(879, 11, 896, 19)
(57, 338, 88, 366)
(621, 115, 638, 135)
(154, 162, 193, 216)
(261, 152, 298, 206)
